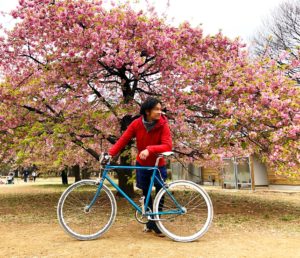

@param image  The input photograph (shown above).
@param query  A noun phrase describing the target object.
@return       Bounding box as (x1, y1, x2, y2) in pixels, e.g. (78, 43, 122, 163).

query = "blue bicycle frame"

(87, 164, 185, 217)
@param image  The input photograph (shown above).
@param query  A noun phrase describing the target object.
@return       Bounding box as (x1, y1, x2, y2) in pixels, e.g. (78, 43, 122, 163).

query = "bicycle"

(57, 151, 213, 242)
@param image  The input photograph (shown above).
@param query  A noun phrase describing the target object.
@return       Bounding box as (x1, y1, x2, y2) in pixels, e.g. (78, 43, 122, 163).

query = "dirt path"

(1, 180, 300, 258)
(1, 222, 299, 258)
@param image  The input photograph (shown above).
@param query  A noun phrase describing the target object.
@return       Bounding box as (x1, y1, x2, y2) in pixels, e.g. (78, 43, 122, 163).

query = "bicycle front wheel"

(57, 180, 116, 240)
(153, 180, 213, 242)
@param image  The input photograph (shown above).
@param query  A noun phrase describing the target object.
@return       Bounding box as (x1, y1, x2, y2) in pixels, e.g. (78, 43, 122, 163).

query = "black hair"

(140, 97, 162, 116)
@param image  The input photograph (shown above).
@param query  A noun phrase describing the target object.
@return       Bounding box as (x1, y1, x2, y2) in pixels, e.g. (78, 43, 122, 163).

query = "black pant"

(142, 183, 165, 233)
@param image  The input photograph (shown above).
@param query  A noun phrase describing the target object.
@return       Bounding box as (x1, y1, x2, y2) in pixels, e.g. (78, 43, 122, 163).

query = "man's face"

(146, 103, 162, 121)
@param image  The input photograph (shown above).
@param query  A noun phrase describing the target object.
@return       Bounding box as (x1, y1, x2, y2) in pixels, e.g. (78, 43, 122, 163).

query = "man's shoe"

(146, 221, 163, 235)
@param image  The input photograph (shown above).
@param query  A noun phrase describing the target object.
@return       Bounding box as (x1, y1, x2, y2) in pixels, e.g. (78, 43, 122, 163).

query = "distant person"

(32, 171, 37, 182)
(23, 169, 29, 183)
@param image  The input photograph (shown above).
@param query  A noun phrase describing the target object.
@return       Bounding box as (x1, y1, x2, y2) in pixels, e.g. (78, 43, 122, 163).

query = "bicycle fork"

(84, 178, 104, 212)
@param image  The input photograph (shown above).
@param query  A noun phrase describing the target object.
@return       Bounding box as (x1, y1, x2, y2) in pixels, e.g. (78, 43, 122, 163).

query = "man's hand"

(139, 149, 149, 160)
(100, 153, 111, 165)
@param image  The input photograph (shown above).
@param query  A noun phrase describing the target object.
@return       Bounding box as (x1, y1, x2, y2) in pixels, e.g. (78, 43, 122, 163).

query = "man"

(108, 97, 172, 234)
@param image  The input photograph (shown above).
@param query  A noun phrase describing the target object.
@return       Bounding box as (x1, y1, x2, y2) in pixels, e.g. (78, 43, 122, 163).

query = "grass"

(0, 181, 299, 234)
(280, 215, 298, 221)
(205, 191, 300, 232)
(32, 178, 123, 192)
(34, 184, 70, 189)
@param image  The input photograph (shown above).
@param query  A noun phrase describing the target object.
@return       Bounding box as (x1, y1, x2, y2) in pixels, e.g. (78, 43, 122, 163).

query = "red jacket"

(109, 115, 172, 166)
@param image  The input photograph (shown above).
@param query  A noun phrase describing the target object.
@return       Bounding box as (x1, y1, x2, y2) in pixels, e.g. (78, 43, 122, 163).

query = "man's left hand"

(139, 149, 149, 160)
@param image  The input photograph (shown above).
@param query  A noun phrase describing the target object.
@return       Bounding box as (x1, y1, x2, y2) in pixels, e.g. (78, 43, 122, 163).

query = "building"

(171, 155, 300, 191)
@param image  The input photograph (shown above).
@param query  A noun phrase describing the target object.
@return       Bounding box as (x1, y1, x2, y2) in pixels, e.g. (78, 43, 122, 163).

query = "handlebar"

(100, 151, 174, 167)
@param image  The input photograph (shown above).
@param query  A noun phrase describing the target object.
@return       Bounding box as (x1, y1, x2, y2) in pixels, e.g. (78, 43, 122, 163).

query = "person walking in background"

(32, 171, 37, 182)
(23, 168, 29, 183)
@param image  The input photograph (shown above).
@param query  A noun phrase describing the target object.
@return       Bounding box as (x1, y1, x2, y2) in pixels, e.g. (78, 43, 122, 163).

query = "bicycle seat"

(158, 151, 174, 157)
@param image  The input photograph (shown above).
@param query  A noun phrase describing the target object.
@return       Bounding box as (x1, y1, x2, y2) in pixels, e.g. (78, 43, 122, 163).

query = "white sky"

(0, 0, 287, 46)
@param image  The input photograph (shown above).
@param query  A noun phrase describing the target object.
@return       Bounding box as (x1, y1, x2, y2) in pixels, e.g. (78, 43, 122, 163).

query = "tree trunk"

(117, 147, 134, 198)
(72, 164, 81, 182)
(116, 115, 137, 198)
(61, 167, 68, 185)
(81, 167, 91, 179)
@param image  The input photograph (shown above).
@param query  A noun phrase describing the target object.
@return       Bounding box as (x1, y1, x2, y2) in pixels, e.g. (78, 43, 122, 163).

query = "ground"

(0, 177, 299, 258)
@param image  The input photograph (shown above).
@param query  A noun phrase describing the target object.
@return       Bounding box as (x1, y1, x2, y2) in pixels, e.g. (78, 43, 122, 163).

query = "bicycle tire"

(153, 180, 213, 242)
(57, 180, 116, 240)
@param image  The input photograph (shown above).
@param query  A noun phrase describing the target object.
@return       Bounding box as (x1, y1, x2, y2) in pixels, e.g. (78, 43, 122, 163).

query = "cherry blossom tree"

(0, 0, 299, 193)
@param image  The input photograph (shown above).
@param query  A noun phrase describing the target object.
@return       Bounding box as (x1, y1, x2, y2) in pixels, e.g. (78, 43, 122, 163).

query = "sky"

(0, 0, 287, 46)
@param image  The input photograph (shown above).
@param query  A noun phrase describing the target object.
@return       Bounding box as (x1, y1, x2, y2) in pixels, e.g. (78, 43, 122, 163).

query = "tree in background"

(0, 0, 299, 193)
(251, 0, 300, 84)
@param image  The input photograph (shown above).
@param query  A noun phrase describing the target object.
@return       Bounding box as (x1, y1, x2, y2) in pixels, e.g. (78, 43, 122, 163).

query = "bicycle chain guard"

(134, 209, 151, 224)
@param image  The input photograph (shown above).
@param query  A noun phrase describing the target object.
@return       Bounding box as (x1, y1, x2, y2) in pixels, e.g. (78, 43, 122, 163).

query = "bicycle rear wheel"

(57, 180, 116, 240)
(153, 180, 213, 242)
